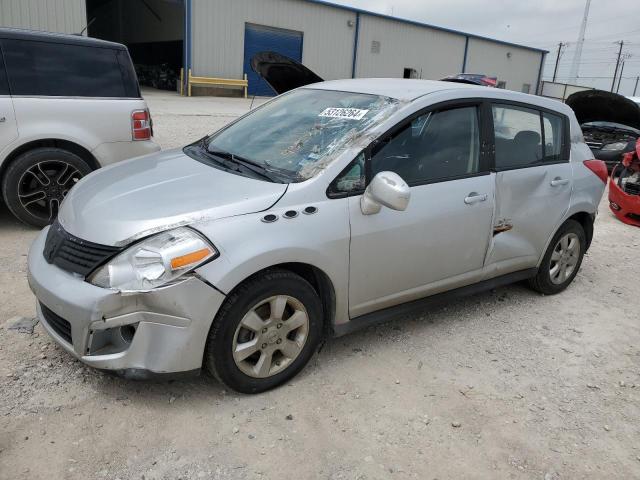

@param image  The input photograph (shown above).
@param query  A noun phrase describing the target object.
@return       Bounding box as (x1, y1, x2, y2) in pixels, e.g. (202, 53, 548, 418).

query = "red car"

(609, 138, 640, 226)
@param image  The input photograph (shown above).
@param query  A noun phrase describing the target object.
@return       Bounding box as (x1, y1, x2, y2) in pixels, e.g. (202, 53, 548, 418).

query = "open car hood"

(250, 51, 323, 95)
(440, 73, 497, 87)
(566, 90, 640, 130)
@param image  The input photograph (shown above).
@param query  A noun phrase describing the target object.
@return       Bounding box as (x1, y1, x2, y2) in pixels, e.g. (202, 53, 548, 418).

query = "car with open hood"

(566, 89, 640, 172)
(609, 137, 640, 227)
(27, 55, 607, 393)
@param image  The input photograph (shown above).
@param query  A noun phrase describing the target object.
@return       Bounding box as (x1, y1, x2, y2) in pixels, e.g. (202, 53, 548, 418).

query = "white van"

(0, 28, 159, 226)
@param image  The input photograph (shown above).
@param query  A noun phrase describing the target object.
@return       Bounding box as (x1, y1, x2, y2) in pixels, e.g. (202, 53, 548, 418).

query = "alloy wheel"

(549, 232, 580, 285)
(232, 295, 309, 378)
(18, 161, 83, 222)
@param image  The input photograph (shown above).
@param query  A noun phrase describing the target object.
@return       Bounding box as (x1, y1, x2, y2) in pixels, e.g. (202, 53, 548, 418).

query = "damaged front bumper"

(609, 177, 640, 227)
(27, 227, 226, 376)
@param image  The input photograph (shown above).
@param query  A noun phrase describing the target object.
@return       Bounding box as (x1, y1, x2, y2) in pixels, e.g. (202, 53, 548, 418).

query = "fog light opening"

(119, 324, 137, 344)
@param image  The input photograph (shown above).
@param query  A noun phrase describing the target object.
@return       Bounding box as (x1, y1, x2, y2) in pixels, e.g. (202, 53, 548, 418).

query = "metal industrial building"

(0, 0, 547, 96)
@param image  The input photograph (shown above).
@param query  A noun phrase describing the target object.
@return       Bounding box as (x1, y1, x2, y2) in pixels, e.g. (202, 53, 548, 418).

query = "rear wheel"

(2, 148, 92, 227)
(204, 270, 323, 393)
(528, 220, 586, 295)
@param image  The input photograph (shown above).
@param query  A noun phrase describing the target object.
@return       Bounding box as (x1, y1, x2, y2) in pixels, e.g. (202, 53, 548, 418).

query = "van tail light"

(131, 109, 152, 141)
(583, 159, 608, 184)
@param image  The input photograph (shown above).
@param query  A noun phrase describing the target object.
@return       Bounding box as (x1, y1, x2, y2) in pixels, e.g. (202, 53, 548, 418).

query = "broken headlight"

(88, 227, 218, 291)
(601, 142, 628, 151)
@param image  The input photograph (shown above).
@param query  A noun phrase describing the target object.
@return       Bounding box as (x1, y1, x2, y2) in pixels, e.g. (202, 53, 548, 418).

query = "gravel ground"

(1, 89, 640, 480)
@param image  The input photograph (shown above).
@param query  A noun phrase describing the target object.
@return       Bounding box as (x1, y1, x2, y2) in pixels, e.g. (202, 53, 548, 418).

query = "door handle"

(464, 192, 488, 205)
(550, 177, 569, 187)
(0, 117, 5, 123)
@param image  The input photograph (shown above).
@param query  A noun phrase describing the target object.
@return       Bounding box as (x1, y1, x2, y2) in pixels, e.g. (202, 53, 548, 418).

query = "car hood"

(581, 121, 640, 136)
(566, 90, 640, 130)
(58, 149, 287, 246)
(250, 51, 324, 95)
(440, 73, 498, 87)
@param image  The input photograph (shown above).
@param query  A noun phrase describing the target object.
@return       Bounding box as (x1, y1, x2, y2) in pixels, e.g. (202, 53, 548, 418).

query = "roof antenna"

(78, 17, 96, 36)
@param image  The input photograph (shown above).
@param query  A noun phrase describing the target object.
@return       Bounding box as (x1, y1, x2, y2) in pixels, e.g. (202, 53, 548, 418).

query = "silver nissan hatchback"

(28, 77, 607, 393)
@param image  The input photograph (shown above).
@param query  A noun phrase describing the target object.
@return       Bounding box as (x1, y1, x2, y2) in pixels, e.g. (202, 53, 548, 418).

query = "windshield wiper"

(207, 149, 285, 183)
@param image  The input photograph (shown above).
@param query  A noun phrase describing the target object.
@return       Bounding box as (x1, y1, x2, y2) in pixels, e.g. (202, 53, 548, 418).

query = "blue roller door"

(243, 23, 303, 96)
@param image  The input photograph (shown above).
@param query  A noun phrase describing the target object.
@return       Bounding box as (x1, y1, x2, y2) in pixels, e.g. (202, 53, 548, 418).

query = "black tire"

(2, 148, 93, 227)
(528, 220, 586, 295)
(204, 269, 323, 394)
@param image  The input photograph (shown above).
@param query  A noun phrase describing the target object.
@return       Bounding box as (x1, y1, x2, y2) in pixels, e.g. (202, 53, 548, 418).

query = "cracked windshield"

(205, 88, 399, 181)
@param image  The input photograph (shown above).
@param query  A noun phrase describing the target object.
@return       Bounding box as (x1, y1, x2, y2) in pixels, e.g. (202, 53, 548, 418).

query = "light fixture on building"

(347, 19, 355, 27)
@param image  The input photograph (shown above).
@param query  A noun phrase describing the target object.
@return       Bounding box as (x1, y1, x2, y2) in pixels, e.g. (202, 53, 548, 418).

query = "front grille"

(586, 141, 603, 150)
(627, 213, 640, 222)
(623, 182, 640, 196)
(40, 302, 72, 344)
(43, 220, 122, 276)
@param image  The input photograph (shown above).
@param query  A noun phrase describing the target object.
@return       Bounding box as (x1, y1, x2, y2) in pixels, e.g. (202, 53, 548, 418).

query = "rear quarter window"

(1, 39, 138, 98)
(0, 47, 8, 95)
(542, 112, 564, 162)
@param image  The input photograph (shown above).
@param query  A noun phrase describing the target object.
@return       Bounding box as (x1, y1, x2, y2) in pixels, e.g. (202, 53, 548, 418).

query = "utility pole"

(634, 76, 639, 96)
(611, 40, 624, 92)
(552, 42, 565, 82)
(616, 54, 632, 93)
(616, 60, 625, 93)
(569, 0, 591, 83)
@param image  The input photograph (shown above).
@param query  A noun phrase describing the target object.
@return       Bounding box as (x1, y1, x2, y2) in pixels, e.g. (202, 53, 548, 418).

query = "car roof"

(0, 27, 127, 50)
(305, 78, 573, 115)
(306, 78, 476, 101)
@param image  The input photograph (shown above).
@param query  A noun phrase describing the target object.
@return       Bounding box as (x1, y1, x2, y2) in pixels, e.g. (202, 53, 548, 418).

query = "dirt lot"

(1, 89, 640, 480)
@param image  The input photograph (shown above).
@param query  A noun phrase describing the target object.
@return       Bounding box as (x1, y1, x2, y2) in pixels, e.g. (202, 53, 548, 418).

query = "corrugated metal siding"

(0, 0, 86, 34)
(355, 14, 466, 79)
(191, 0, 355, 80)
(465, 38, 543, 93)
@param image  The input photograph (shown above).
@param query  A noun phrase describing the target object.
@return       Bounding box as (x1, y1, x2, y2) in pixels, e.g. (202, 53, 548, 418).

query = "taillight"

(583, 159, 608, 184)
(131, 109, 152, 141)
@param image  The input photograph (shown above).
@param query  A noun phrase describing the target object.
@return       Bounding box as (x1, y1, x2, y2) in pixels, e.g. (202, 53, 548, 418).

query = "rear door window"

(492, 105, 543, 169)
(1, 39, 130, 97)
(492, 104, 567, 170)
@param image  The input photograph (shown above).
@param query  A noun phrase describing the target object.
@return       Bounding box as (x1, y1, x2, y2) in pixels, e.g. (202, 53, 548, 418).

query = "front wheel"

(528, 220, 586, 295)
(204, 270, 323, 393)
(2, 148, 93, 227)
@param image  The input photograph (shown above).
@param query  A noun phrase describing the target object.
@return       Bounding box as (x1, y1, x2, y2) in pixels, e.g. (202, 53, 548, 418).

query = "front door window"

(371, 106, 481, 184)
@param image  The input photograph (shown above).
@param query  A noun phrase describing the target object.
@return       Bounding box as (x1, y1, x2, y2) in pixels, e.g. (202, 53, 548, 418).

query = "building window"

(403, 68, 417, 79)
(371, 40, 381, 54)
(522, 83, 531, 94)
(497, 80, 507, 89)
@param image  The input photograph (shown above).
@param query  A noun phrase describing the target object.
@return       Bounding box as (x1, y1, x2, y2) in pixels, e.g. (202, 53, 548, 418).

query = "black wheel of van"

(528, 220, 586, 295)
(2, 148, 92, 227)
(204, 270, 323, 394)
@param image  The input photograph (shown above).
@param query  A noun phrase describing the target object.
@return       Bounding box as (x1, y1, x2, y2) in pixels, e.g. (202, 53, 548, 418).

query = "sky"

(328, 0, 640, 96)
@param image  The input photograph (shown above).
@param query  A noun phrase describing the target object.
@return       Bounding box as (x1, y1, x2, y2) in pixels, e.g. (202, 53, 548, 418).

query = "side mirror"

(360, 171, 411, 215)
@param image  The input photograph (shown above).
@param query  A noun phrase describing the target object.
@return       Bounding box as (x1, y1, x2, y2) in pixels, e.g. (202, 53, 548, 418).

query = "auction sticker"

(319, 107, 369, 120)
